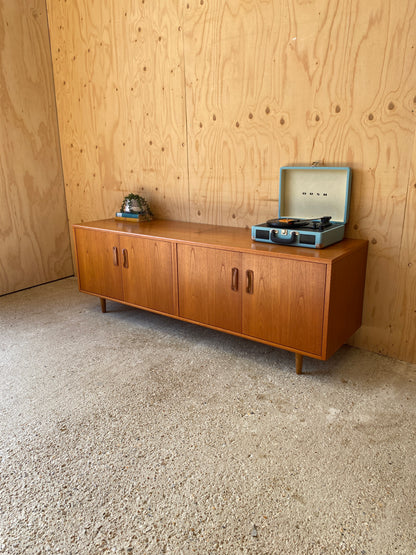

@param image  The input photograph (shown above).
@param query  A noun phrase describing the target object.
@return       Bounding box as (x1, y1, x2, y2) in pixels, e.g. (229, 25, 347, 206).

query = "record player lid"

(278, 166, 351, 224)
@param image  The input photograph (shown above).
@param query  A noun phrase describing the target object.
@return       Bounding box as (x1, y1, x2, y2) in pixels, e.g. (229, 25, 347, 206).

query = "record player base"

(73, 219, 368, 375)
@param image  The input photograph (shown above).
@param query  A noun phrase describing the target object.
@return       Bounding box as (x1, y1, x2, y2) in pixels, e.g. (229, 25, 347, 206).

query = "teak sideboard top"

(74, 218, 367, 265)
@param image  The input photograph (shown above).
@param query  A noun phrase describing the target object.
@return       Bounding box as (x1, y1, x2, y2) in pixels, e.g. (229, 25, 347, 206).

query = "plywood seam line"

(398, 132, 416, 255)
(44, 0, 72, 249)
(180, 3, 191, 223)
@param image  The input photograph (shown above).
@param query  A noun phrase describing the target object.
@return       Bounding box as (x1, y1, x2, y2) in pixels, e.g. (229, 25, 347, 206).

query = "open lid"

(278, 166, 351, 224)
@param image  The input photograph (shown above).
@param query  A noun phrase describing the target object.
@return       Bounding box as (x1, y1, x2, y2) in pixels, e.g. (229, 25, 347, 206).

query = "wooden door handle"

(122, 248, 128, 268)
(246, 270, 254, 294)
(113, 246, 119, 266)
(231, 267, 239, 291)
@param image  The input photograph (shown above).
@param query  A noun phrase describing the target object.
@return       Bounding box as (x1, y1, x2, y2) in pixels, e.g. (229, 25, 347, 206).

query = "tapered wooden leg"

(100, 297, 107, 313)
(295, 353, 303, 375)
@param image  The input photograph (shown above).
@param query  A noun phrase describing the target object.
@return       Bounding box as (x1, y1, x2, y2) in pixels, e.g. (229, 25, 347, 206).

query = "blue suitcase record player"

(252, 165, 352, 249)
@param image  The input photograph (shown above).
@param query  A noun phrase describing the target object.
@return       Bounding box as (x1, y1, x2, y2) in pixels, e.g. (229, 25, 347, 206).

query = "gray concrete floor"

(0, 277, 415, 554)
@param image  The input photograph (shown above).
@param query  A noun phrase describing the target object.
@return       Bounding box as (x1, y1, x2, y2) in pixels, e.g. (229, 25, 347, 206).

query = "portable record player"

(252, 166, 352, 249)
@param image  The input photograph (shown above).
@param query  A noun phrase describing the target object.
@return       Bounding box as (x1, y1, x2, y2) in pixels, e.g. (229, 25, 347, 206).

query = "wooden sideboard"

(73, 219, 368, 374)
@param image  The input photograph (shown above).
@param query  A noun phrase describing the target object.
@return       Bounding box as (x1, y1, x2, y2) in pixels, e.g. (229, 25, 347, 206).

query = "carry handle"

(270, 231, 297, 245)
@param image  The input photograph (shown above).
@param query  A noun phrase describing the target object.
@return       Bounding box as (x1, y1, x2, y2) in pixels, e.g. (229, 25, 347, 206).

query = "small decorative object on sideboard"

(115, 193, 153, 222)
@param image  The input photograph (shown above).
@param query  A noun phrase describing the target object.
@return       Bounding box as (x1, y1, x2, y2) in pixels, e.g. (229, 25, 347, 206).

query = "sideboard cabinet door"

(177, 244, 242, 333)
(74, 228, 123, 301)
(242, 255, 327, 356)
(120, 235, 178, 316)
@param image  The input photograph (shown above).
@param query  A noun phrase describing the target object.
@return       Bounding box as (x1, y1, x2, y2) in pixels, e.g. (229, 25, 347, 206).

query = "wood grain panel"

(184, 0, 284, 227)
(339, 1, 416, 360)
(74, 227, 123, 300)
(0, 0, 73, 295)
(177, 244, 242, 332)
(242, 255, 326, 356)
(46, 0, 188, 232)
(387, 137, 416, 361)
(184, 0, 416, 224)
(323, 244, 368, 359)
(121, 236, 178, 315)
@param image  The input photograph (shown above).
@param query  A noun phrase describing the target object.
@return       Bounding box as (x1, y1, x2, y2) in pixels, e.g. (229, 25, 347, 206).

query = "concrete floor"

(0, 277, 415, 554)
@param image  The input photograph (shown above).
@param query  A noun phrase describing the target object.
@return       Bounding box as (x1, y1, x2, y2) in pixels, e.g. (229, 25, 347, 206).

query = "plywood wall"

(46, 0, 416, 364)
(0, 0, 73, 296)
(46, 0, 188, 228)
